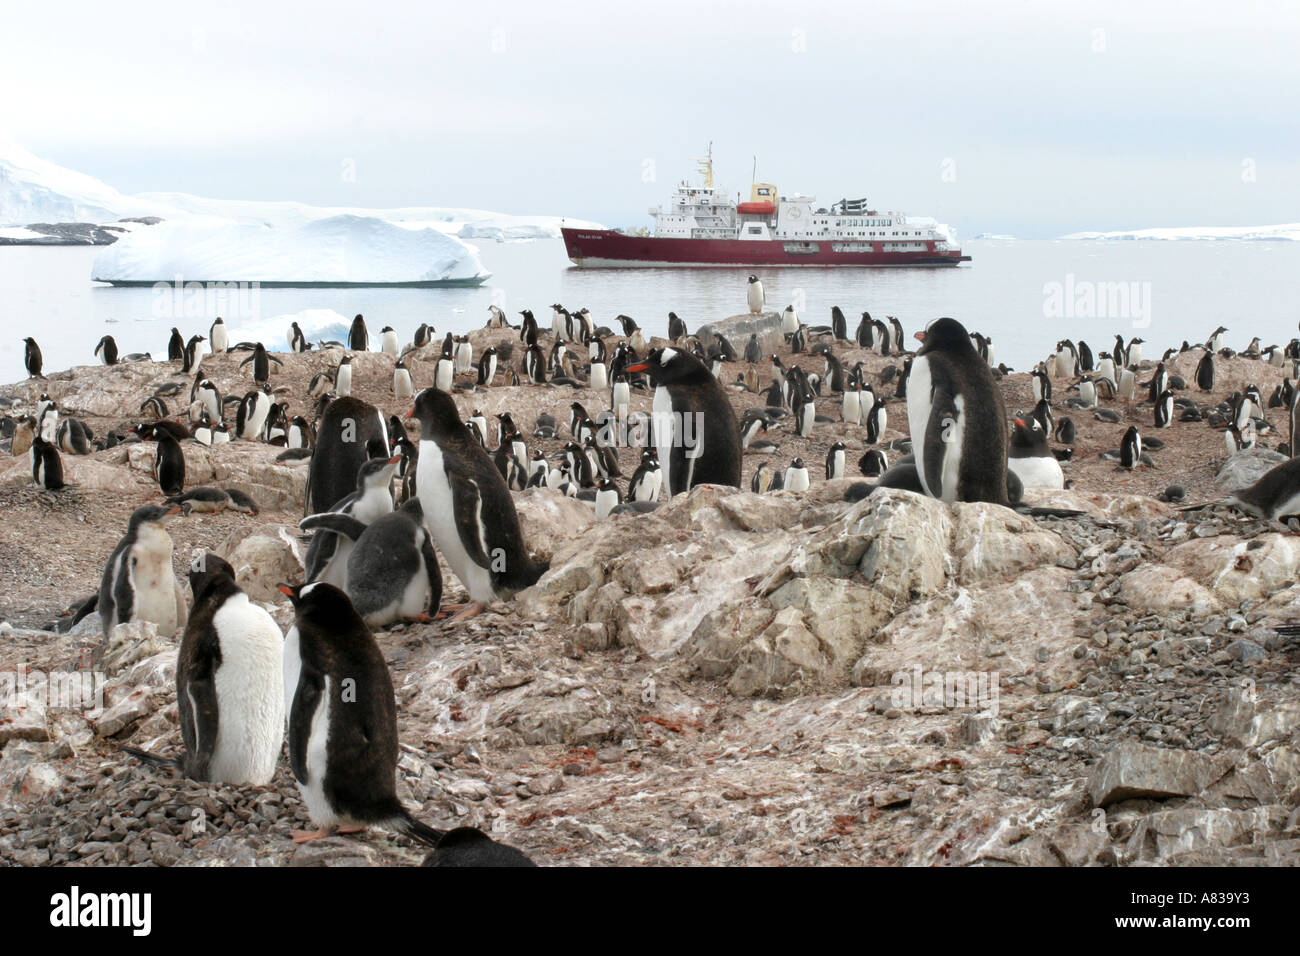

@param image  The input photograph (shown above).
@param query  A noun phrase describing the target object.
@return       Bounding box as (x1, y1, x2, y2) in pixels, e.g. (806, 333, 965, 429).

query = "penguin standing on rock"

(278, 581, 447, 845)
(24, 337, 43, 378)
(435, 334, 456, 392)
(95, 335, 119, 366)
(154, 429, 186, 496)
(31, 435, 65, 490)
(408, 388, 549, 621)
(349, 314, 369, 351)
(746, 275, 764, 314)
(97, 505, 189, 650)
(305, 396, 391, 515)
(183, 335, 207, 373)
(784, 457, 810, 492)
(906, 317, 1009, 504)
(239, 343, 282, 384)
(123, 553, 284, 785)
(825, 441, 846, 479)
(300, 498, 442, 628)
(624, 347, 742, 495)
(167, 328, 184, 362)
(393, 358, 414, 400)
(304, 456, 401, 587)
(210, 317, 229, 353)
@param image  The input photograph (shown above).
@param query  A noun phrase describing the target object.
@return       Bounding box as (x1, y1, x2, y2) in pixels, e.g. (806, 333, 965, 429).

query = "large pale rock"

(1217, 448, 1288, 491)
(217, 531, 303, 602)
(726, 607, 824, 698)
(514, 489, 596, 563)
(93, 685, 155, 737)
(950, 503, 1074, 586)
(1163, 534, 1300, 605)
(103, 621, 170, 673)
(0, 692, 50, 745)
(697, 311, 784, 356)
(1118, 565, 1218, 614)
(1087, 742, 1222, 807)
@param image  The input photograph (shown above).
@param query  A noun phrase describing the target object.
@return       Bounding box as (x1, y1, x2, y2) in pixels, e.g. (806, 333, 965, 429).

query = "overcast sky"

(2, 1, 1297, 237)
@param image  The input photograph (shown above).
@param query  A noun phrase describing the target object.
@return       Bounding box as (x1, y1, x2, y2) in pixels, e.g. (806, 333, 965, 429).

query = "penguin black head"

(623, 347, 710, 385)
(914, 317, 977, 356)
(188, 551, 237, 599)
(277, 580, 362, 630)
(128, 503, 183, 530)
(357, 454, 403, 491)
(408, 387, 462, 437)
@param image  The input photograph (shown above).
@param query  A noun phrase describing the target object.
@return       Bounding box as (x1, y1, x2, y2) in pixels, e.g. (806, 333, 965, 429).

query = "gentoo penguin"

(56, 418, 93, 456)
(628, 450, 662, 502)
(1119, 426, 1144, 469)
(165, 487, 235, 514)
(856, 312, 875, 348)
(167, 328, 184, 362)
(434, 335, 456, 392)
(288, 321, 308, 353)
(31, 436, 65, 490)
(750, 460, 775, 493)
(784, 457, 810, 492)
(842, 371, 865, 425)
(1117, 366, 1137, 402)
(278, 581, 446, 845)
(624, 347, 742, 495)
(1200, 456, 1300, 522)
(379, 326, 400, 357)
(781, 305, 799, 337)
(123, 553, 284, 784)
(304, 454, 401, 586)
(349, 314, 369, 351)
(1154, 389, 1174, 428)
(866, 400, 887, 445)
(594, 476, 622, 519)
(1195, 351, 1215, 391)
(182, 335, 207, 373)
(421, 827, 536, 867)
(195, 379, 222, 423)
(239, 342, 282, 384)
(454, 335, 474, 375)
(203, 316, 225, 353)
(154, 429, 186, 496)
(95, 335, 119, 366)
(393, 358, 414, 400)
(888, 317, 906, 355)
(301, 498, 441, 628)
(235, 387, 273, 441)
(408, 388, 549, 619)
(305, 396, 391, 515)
(907, 317, 1009, 504)
(740, 411, 768, 450)
(825, 441, 846, 480)
(746, 275, 765, 314)
(1031, 366, 1052, 403)
(859, 448, 888, 477)
(98, 505, 189, 649)
(660, 311, 683, 343)
(485, 305, 506, 329)
(24, 337, 43, 378)
(335, 355, 354, 397)
(1055, 417, 1077, 445)
(792, 388, 816, 438)
(477, 347, 498, 387)
(831, 306, 848, 341)
(1007, 419, 1064, 490)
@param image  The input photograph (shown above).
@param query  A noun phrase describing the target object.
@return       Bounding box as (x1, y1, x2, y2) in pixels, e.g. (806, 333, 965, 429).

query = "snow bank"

(0, 138, 170, 225)
(1063, 223, 1300, 242)
(228, 308, 352, 348)
(90, 214, 490, 286)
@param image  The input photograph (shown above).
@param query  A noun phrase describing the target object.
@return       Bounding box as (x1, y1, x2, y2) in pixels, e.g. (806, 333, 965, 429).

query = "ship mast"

(696, 142, 714, 189)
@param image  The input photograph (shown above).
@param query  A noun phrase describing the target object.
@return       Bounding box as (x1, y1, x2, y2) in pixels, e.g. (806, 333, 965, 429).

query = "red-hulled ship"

(562, 146, 970, 268)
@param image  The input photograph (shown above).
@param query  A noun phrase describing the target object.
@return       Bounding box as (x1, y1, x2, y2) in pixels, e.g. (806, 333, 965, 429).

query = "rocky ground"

(1, 314, 1299, 867)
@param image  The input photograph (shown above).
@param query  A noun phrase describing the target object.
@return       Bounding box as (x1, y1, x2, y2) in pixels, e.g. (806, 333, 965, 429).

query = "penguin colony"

(9, 289, 1300, 865)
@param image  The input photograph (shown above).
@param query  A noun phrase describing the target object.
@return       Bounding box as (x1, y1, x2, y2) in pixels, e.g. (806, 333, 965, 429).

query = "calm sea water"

(1, 238, 1297, 384)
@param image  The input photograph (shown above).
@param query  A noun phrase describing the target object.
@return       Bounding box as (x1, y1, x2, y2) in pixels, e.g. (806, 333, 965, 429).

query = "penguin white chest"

(1008, 454, 1064, 491)
(209, 595, 285, 784)
(415, 441, 497, 603)
(336, 365, 352, 396)
(381, 330, 399, 357)
(129, 526, 180, 634)
(747, 283, 763, 313)
(905, 356, 942, 499)
(652, 386, 675, 495)
(300, 674, 340, 827)
(435, 360, 454, 391)
(842, 390, 861, 425)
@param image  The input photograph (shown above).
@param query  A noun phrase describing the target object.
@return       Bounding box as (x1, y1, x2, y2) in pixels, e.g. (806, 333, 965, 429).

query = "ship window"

(748, 226, 762, 234)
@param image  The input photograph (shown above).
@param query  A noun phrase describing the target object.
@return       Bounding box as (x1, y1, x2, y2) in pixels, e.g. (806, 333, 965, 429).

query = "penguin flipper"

(238, 354, 254, 368)
(300, 513, 367, 541)
(420, 533, 443, 617)
(303, 531, 338, 582)
(53, 592, 99, 633)
(447, 473, 493, 571)
(178, 655, 220, 780)
(288, 667, 324, 785)
(120, 746, 183, 774)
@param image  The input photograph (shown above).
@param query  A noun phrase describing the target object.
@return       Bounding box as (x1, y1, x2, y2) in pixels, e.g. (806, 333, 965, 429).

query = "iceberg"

(91, 214, 490, 287)
(228, 308, 353, 348)
(1062, 223, 1300, 242)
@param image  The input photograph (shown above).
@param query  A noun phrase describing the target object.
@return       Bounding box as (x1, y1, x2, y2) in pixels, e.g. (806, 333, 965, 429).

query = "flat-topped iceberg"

(91, 214, 490, 286)
(1063, 223, 1300, 242)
